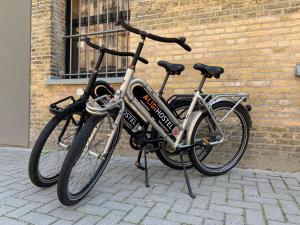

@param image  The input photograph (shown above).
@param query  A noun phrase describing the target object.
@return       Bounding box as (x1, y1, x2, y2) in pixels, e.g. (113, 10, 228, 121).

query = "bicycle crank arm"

(58, 141, 69, 149)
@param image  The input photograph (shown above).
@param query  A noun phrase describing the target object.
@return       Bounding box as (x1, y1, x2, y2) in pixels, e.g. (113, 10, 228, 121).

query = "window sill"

(46, 76, 123, 85)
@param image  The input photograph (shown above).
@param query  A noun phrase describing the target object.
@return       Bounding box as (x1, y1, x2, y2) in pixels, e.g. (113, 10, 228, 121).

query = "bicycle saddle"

(157, 61, 185, 75)
(193, 63, 224, 79)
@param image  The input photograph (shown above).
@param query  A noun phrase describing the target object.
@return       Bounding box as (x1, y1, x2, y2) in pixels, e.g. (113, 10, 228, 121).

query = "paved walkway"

(0, 148, 299, 225)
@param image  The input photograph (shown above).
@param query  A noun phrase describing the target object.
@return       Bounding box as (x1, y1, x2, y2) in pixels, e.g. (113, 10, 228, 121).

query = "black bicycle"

(28, 39, 148, 187)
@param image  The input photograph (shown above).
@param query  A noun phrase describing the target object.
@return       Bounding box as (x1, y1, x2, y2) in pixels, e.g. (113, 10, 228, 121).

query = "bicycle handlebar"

(116, 19, 192, 52)
(81, 36, 149, 64)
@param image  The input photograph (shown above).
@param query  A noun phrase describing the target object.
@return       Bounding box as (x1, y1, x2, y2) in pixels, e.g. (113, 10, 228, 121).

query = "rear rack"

(49, 96, 85, 116)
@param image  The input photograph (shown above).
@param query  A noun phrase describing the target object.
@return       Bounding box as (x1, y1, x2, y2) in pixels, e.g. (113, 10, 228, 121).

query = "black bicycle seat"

(157, 61, 185, 75)
(193, 63, 224, 79)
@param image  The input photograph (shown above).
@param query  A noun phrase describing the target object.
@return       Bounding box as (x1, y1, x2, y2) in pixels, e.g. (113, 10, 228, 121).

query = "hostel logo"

(143, 95, 174, 130)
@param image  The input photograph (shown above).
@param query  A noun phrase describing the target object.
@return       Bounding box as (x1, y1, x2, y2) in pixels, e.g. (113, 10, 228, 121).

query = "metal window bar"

(64, 0, 130, 79)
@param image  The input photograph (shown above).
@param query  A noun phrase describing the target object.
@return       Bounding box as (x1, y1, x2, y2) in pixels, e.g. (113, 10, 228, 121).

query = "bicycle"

(28, 38, 148, 187)
(28, 37, 197, 188)
(57, 20, 252, 205)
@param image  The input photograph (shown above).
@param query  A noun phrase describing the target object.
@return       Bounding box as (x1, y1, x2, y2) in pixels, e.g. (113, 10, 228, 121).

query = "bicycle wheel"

(57, 112, 122, 206)
(189, 101, 251, 176)
(155, 100, 210, 170)
(29, 113, 82, 187)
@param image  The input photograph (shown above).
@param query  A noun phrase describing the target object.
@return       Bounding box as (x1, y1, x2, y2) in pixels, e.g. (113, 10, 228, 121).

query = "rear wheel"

(155, 100, 211, 170)
(189, 101, 251, 176)
(57, 112, 122, 206)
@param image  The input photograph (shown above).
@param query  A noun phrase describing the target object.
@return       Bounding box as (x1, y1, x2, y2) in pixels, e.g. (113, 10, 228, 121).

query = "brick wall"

(30, 0, 300, 171)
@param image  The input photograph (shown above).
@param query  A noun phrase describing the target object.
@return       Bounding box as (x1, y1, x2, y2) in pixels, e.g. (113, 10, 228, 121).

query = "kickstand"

(135, 150, 145, 171)
(134, 148, 150, 188)
(180, 151, 196, 199)
(144, 148, 150, 188)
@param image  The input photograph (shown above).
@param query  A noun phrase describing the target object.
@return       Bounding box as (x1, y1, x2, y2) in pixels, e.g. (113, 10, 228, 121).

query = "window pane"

(65, 0, 130, 78)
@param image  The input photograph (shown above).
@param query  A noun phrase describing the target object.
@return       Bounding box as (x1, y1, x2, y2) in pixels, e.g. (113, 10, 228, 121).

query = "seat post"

(158, 72, 171, 96)
(198, 75, 207, 92)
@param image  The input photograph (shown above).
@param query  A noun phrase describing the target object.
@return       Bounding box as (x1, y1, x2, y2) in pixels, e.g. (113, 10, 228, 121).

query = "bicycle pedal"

(135, 161, 145, 171)
(143, 144, 154, 152)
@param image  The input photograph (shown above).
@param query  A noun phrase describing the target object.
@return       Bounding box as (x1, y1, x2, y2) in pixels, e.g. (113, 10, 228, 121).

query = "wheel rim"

(193, 106, 248, 171)
(67, 116, 116, 198)
(38, 114, 80, 182)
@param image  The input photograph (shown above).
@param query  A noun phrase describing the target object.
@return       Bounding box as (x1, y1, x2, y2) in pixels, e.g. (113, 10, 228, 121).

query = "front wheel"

(57, 112, 122, 206)
(189, 101, 251, 176)
(29, 113, 82, 187)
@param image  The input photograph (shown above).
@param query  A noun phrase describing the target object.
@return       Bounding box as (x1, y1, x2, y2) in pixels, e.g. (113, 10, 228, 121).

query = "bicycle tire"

(188, 101, 251, 176)
(57, 112, 121, 206)
(29, 114, 80, 187)
(154, 100, 211, 170)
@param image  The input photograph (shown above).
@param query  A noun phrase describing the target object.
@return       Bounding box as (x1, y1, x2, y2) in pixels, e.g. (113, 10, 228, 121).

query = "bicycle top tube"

(81, 36, 149, 64)
(116, 20, 192, 52)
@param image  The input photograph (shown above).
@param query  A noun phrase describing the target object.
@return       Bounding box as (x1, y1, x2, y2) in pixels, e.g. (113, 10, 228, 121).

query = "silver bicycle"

(57, 20, 252, 205)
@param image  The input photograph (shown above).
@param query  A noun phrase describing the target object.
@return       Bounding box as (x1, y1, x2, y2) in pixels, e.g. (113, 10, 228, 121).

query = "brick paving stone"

(148, 202, 171, 218)
(6, 202, 43, 218)
(211, 191, 227, 205)
(189, 208, 225, 221)
(142, 216, 180, 225)
(0, 148, 300, 225)
(51, 219, 74, 225)
(35, 200, 61, 214)
(123, 206, 150, 224)
(96, 210, 126, 225)
(171, 199, 192, 213)
(228, 188, 243, 201)
(49, 208, 85, 221)
(0, 217, 28, 225)
(210, 204, 244, 215)
(76, 204, 110, 217)
(73, 215, 102, 225)
(204, 218, 224, 225)
(166, 211, 203, 225)
(227, 199, 262, 210)
(245, 209, 265, 225)
(263, 204, 285, 222)
(102, 201, 134, 212)
(225, 214, 245, 225)
(2, 197, 29, 208)
(267, 221, 297, 225)
(279, 199, 300, 215)
(20, 212, 57, 225)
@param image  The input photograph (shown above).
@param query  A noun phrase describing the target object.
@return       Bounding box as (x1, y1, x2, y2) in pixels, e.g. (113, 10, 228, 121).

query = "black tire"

(154, 100, 210, 170)
(189, 101, 251, 176)
(57, 113, 121, 206)
(29, 114, 81, 187)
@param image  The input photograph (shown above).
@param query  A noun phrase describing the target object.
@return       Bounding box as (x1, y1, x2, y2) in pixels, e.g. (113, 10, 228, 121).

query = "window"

(64, 0, 130, 79)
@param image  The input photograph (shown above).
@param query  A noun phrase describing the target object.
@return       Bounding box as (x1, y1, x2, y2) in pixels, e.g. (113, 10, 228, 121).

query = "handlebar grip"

(117, 20, 192, 52)
(81, 36, 148, 64)
(137, 56, 148, 64)
(179, 42, 192, 52)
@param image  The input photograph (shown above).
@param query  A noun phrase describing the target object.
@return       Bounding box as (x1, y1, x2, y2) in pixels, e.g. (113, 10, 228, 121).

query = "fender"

(185, 100, 252, 145)
(185, 110, 205, 146)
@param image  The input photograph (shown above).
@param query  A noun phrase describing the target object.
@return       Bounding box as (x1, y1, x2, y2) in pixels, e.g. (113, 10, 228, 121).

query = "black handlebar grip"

(81, 36, 148, 64)
(137, 56, 148, 64)
(180, 42, 192, 52)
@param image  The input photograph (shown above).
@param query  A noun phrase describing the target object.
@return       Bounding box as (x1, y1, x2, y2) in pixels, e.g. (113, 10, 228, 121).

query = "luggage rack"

(49, 96, 85, 116)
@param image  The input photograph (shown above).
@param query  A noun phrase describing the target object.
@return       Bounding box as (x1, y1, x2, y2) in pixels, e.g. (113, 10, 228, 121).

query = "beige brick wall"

(31, 0, 300, 171)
